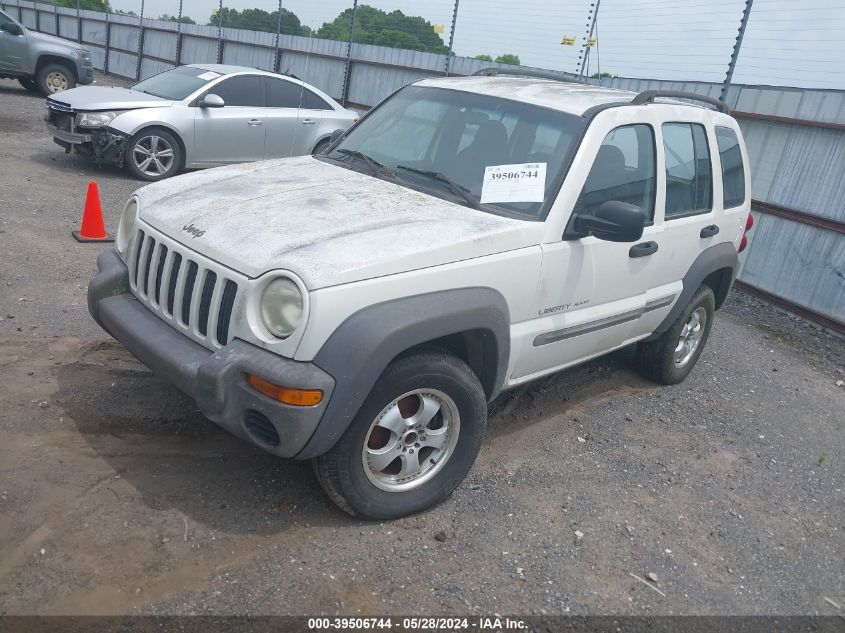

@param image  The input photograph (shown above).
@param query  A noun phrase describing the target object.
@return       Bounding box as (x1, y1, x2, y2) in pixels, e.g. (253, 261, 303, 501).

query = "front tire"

(636, 285, 715, 385)
(36, 63, 76, 96)
(125, 128, 182, 181)
(314, 350, 487, 520)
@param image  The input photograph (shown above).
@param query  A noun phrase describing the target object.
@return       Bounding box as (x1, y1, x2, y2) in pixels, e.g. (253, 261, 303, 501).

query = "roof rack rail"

(473, 67, 590, 86)
(631, 90, 730, 114)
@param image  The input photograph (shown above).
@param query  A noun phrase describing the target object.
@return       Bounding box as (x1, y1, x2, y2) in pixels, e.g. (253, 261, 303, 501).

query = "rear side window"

(266, 77, 302, 108)
(575, 124, 657, 222)
(715, 126, 746, 208)
(663, 122, 713, 218)
(209, 75, 265, 107)
(300, 89, 332, 111)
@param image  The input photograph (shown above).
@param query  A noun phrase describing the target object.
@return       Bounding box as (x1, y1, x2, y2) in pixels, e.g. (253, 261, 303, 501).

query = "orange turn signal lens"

(247, 374, 323, 406)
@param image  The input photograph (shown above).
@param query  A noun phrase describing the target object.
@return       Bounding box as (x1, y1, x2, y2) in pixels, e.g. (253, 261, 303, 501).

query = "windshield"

(131, 66, 224, 100)
(322, 85, 584, 220)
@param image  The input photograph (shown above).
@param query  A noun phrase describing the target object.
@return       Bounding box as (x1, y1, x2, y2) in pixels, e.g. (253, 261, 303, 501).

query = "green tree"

(316, 6, 448, 54)
(158, 14, 196, 25)
(208, 7, 305, 36)
(494, 53, 520, 65)
(56, 0, 109, 10)
(591, 71, 612, 79)
(474, 54, 493, 62)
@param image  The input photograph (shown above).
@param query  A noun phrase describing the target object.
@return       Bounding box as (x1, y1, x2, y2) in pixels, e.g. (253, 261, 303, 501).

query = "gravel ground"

(0, 75, 843, 617)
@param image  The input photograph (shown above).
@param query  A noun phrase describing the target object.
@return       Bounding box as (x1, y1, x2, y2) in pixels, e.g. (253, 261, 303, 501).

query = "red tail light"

(746, 213, 754, 231)
(739, 234, 748, 252)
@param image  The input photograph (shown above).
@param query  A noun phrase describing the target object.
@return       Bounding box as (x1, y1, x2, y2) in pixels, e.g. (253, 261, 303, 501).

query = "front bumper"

(48, 123, 126, 163)
(77, 60, 94, 84)
(88, 250, 335, 458)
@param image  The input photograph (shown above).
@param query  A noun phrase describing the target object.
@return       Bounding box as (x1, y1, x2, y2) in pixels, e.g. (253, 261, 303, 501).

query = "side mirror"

(1, 22, 23, 36)
(570, 200, 645, 242)
(199, 94, 224, 108)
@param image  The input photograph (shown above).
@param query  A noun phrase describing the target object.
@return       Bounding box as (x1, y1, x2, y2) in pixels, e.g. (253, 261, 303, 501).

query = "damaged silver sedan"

(45, 63, 358, 181)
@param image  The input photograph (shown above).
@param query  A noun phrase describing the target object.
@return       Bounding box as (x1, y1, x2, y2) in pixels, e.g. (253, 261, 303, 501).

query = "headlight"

(260, 277, 304, 338)
(75, 111, 118, 128)
(116, 198, 138, 258)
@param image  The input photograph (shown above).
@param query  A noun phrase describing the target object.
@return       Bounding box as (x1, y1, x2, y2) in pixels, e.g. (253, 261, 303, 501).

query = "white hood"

(135, 156, 541, 289)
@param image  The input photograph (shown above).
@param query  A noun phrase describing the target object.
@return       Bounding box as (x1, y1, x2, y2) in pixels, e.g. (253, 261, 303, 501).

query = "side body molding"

(650, 241, 739, 337)
(297, 287, 511, 459)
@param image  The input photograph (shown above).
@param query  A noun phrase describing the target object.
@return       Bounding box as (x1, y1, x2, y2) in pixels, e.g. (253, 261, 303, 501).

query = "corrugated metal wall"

(1, 1, 842, 326)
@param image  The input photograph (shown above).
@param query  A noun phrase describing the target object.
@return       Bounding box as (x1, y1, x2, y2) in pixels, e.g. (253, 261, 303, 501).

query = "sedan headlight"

(116, 197, 138, 258)
(75, 111, 119, 128)
(260, 277, 304, 338)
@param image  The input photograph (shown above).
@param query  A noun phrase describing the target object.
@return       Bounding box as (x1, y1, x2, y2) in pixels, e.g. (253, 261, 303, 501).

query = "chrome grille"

(46, 98, 74, 113)
(128, 224, 242, 350)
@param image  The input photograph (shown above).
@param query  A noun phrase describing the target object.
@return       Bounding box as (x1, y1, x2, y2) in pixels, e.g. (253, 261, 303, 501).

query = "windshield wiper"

(395, 165, 480, 209)
(335, 149, 394, 177)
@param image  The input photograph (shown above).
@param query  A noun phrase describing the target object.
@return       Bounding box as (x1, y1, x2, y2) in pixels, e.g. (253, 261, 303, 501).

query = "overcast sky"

(109, 0, 845, 89)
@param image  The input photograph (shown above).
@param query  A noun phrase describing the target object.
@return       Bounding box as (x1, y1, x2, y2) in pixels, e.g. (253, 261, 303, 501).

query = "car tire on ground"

(36, 63, 76, 96)
(314, 350, 487, 520)
(124, 128, 183, 181)
(312, 139, 331, 155)
(636, 285, 716, 385)
(18, 78, 39, 93)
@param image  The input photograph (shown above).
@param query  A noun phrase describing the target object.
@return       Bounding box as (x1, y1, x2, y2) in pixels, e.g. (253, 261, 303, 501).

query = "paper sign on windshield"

(481, 163, 547, 204)
(197, 71, 222, 81)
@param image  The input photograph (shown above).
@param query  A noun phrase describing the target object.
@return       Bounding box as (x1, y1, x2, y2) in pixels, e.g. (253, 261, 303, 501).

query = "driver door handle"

(300, 118, 316, 125)
(629, 241, 659, 258)
(247, 119, 263, 126)
(700, 224, 720, 238)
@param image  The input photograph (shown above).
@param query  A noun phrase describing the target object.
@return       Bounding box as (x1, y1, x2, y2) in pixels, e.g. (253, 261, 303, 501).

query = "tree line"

(54, 2, 519, 62)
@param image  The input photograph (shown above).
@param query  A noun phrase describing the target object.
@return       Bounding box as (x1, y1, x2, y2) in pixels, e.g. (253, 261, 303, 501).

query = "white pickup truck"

(88, 71, 753, 519)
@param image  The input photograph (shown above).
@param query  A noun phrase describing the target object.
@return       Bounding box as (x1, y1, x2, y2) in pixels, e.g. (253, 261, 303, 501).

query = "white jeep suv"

(88, 70, 753, 519)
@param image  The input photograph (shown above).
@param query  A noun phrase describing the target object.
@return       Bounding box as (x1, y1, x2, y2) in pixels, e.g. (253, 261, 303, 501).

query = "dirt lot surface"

(1, 75, 844, 617)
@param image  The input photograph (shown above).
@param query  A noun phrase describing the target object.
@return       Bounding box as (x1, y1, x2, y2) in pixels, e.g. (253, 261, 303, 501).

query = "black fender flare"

(295, 287, 510, 459)
(651, 241, 739, 337)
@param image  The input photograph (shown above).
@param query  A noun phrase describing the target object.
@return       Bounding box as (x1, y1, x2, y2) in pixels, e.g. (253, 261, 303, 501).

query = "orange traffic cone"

(73, 181, 113, 243)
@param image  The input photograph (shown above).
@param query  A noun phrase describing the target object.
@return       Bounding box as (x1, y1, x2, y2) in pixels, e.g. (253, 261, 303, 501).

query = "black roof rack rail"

(631, 90, 730, 114)
(473, 66, 590, 86)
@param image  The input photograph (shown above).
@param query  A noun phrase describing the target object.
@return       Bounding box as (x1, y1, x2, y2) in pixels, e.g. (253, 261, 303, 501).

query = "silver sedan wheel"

(132, 135, 175, 177)
(362, 389, 460, 493)
(674, 306, 707, 368)
(45, 71, 68, 93)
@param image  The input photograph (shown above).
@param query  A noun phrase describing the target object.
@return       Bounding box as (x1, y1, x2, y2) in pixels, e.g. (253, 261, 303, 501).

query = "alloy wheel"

(362, 389, 460, 492)
(674, 306, 707, 368)
(132, 135, 175, 177)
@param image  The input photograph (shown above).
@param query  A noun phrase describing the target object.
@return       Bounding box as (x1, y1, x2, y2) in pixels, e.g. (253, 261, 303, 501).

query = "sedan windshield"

(131, 66, 223, 100)
(323, 85, 584, 220)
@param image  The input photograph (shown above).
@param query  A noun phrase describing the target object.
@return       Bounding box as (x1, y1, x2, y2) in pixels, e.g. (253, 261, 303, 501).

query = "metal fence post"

(720, 0, 754, 103)
(52, 0, 57, 36)
(76, 0, 81, 43)
(135, 0, 145, 81)
(444, 0, 459, 76)
(104, 10, 110, 74)
(341, 0, 358, 107)
(175, 0, 183, 66)
(216, 0, 224, 64)
(273, 0, 283, 73)
(578, 0, 601, 77)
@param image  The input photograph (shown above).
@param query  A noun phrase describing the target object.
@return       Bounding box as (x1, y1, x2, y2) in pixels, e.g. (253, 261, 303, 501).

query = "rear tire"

(314, 350, 487, 520)
(636, 285, 715, 385)
(36, 63, 76, 96)
(311, 139, 331, 155)
(124, 128, 183, 181)
(18, 77, 39, 93)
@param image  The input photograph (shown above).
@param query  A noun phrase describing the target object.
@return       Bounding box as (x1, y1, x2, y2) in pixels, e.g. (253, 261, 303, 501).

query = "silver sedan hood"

(49, 86, 173, 111)
(135, 156, 540, 289)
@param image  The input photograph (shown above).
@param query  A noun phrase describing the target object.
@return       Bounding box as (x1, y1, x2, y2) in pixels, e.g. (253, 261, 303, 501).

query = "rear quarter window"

(715, 126, 746, 209)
